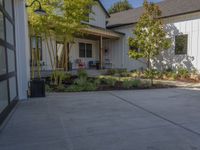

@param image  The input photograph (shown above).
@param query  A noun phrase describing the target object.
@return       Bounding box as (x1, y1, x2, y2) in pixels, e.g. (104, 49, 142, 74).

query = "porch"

(58, 26, 124, 70)
(30, 26, 124, 78)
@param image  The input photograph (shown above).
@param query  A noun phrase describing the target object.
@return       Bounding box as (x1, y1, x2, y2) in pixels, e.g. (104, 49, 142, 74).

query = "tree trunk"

(147, 55, 153, 86)
(63, 42, 69, 71)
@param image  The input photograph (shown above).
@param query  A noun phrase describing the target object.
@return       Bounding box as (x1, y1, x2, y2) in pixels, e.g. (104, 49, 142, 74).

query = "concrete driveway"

(1, 88, 200, 150)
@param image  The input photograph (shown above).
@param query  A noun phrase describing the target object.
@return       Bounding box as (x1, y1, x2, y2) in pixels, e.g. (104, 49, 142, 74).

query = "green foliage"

(177, 67, 190, 79)
(66, 70, 97, 92)
(51, 71, 66, 86)
(27, 0, 94, 71)
(106, 69, 130, 77)
(64, 73, 71, 81)
(45, 84, 53, 92)
(128, 0, 171, 69)
(66, 81, 97, 92)
(117, 69, 131, 77)
(55, 85, 67, 92)
(108, 0, 133, 14)
(101, 78, 117, 86)
(106, 69, 117, 75)
(144, 69, 158, 79)
(66, 85, 84, 92)
(77, 69, 88, 78)
(27, 0, 94, 37)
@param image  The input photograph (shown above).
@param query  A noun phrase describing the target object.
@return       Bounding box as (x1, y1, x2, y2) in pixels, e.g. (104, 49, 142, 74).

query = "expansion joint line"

(108, 92, 200, 137)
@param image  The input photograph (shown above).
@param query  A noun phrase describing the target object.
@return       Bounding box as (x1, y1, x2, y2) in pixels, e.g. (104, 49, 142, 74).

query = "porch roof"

(81, 26, 124, 39)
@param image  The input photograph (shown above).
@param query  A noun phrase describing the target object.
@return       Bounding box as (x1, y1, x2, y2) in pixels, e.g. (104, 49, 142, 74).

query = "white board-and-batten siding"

(112, 12, 200, 71)
(89, 3, 107, 28)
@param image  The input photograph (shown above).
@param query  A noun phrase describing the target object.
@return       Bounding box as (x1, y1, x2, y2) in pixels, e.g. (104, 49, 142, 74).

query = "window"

(0, 81, 8, 112)
(0, 11, 4, 40)
(30, 36, 43, 63)
(0, 0, 17, 123)
(79, 43, 85, 57)
(0, 46, 6, 75)
(5, 0, 13, 19)
(86, 44, 92, 57)
(6, 19, 14, 45)
(79, 43, 92, 58)
(175, 35, 188, 55)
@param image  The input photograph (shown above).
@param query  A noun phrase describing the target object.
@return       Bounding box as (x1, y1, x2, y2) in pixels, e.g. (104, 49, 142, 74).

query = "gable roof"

(107, 0, 200, 28)
(95, 0, 110, 17)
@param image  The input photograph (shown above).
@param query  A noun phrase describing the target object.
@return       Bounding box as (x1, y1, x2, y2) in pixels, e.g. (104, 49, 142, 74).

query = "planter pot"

(29, 79, 45, 98)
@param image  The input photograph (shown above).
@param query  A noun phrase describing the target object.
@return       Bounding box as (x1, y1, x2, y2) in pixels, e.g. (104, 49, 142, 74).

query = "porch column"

(99, 36, 103, 69)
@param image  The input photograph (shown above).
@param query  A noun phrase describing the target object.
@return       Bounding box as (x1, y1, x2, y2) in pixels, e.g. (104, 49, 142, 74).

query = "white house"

(29, 0, 125, 73)
(29, 0, 200, 74)
(0, 0, 29, 124)
(107, 0, 200, 71)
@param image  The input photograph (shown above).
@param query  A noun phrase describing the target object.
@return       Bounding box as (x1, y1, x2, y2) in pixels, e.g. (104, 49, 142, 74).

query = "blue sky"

(101, 0, 163, 9)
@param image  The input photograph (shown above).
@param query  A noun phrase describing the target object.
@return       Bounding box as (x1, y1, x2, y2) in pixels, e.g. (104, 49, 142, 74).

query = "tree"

(128, 0, 171, 84)
(108, 0, 133, 14)
(27, 0, 94, 76)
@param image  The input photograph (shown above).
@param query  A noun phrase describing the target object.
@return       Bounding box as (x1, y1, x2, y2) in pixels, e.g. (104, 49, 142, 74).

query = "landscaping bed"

(45, 69, 177, 93)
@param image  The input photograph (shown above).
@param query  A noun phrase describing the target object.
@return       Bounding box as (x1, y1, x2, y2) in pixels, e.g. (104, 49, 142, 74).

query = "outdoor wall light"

(26, 0, 47, 15)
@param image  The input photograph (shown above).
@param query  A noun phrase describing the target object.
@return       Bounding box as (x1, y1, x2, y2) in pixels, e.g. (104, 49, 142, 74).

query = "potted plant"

(29, 37, 45, 98)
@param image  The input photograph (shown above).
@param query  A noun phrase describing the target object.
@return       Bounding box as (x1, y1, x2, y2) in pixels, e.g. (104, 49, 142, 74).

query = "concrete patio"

(1, 88, 200, 150)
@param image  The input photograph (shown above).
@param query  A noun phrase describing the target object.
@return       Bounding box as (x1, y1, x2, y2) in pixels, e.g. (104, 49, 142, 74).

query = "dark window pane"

(0, 11, 4, 40)
(175, 35, 188, 55)
(0, 46, 6, 75)
(86, 44, 92, 58)
(79, 43, 85, 58)
(9, 76, 17, 101)
(5, 0, 13, 18)
(6, 19, 14, 45)
(7, 49, 15, 72)
(0, 80, 8, 112)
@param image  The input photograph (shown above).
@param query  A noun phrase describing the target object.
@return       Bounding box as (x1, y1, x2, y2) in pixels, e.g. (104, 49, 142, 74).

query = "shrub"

(51, 71, 65, 86)
(118, 69, 131, 77)
(144, 69, 158, 79)
(55, 85, 66, 92)
(94, 79, 101, 86)
(64, 72, 71, 81)
(83, 82, 97, 91)
(45, 84, 53, 92)
(177, 67, 190, 79)
(140, 80, 151, 88)
(77, 69, 88, 78)
(106, 69, 117, 75)
(74, 76, 87, 86)
(131, 79, 142, 87)
(66, 85, 84, 92)
(122, 80, 133, 88)
(101, 78, 117, 86)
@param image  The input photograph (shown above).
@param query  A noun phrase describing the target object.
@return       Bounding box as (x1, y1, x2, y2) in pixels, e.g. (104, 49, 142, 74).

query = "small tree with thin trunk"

(128, 0, 171, 85)
(27, 0, 94, 82)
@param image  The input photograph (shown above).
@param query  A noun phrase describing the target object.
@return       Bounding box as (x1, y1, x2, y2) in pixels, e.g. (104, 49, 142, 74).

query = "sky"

(101, 0, 163, 9)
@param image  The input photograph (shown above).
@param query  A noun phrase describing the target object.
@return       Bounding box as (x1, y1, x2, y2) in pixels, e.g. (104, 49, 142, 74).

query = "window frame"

(175, 34, 188, 55)
(79, 42, 93, 58)
(0, 0, 18, 125)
